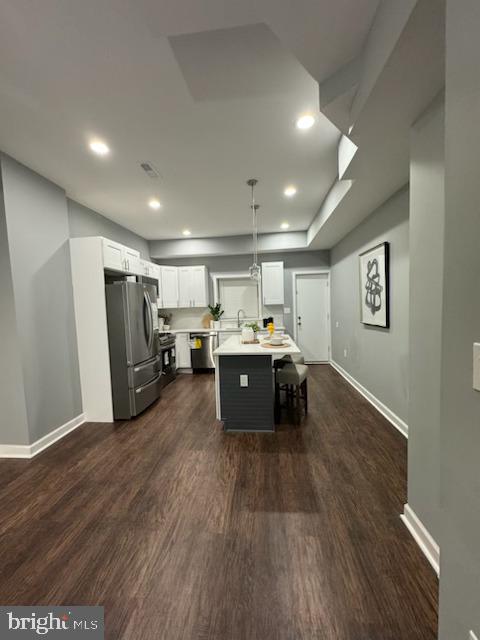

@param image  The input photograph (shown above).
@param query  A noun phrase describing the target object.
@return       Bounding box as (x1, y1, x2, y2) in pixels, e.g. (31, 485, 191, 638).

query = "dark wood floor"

(0, 365, 438, 639)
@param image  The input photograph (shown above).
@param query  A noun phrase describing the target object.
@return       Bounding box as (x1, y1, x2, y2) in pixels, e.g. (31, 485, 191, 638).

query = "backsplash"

(160, 306, 284, 329)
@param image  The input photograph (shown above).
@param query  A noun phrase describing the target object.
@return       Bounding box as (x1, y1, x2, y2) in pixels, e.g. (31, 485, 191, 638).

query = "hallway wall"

(408, 94, 445, 542)
(330, 187, 410, 425)
(68, 199, 150, 259)
(438, 0, 480, 636)
(0, 153, 82, 444)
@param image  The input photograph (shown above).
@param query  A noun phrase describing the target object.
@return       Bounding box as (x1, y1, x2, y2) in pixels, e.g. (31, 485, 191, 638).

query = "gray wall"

(1, 154, 82, 443)
(149, 231, 308, 260)
(330, 187, 410, 423)
(68, 199, 150, 259)
(408, 95, 444, 540)
(0, 168, 30, 445)
(156, 250, 330, 335)
(438, 1, 480, 636)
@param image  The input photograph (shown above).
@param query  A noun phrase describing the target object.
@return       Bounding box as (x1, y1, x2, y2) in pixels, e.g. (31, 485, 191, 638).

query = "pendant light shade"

(247, 178, 261, 282)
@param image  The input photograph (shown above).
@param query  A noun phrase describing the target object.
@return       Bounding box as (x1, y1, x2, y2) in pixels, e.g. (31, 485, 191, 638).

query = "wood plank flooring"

(0, 365, 438, 639)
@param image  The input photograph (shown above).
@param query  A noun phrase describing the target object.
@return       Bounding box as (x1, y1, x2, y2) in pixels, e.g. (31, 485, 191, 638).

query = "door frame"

(292, 269, 331, 363)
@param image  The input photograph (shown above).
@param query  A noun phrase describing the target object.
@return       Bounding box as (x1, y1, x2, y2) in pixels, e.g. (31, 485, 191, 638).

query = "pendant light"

(247, 178, 261, 281)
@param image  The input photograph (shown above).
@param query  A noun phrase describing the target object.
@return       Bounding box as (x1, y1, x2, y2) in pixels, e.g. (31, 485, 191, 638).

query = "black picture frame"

(358, 241, 390, 328)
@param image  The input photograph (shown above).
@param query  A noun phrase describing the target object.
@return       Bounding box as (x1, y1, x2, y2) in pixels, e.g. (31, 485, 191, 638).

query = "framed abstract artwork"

(359, 242, 390, 328)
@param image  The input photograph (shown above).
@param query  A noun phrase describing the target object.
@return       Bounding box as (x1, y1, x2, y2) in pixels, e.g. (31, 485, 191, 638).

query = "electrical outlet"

(469, 631, 479, 640)
(284, 307, 291, 314)
(240, 374, 248, 387)
(343, 349, 348, 358)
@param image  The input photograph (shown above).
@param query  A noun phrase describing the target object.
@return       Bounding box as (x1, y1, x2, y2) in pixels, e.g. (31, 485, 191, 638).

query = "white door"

(295, 273, 329, 362)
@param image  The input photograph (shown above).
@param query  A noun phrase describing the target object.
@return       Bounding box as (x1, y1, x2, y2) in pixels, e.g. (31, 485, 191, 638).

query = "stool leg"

(296, 384, 302, 424)
(274, 382, 280, 423)
(303, 379, 308, 415)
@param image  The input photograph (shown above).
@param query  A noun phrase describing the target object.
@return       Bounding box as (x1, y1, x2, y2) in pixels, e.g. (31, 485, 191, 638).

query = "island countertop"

(213, 334, 301, 357)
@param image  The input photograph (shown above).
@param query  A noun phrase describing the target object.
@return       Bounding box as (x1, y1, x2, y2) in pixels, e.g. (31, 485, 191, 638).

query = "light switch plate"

(240, 374, 248, 387)
(336, 321, 340, 328)
(473, 343, 480, 391)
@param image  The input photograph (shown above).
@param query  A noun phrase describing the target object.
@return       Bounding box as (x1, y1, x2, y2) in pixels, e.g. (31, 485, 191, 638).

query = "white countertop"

(213, 334, 301, 356)
(160, 326, 285, 335)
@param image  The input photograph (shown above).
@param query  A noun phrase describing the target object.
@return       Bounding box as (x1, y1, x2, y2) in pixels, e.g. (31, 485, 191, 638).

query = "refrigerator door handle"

(144, 290, 154, 354)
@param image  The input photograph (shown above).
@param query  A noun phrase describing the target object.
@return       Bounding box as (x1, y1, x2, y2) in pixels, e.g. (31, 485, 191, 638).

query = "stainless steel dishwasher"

(190, 332, 218, 371)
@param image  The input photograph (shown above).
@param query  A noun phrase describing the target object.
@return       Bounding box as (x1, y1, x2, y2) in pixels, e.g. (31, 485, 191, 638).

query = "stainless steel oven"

(159, 333, 176, 388)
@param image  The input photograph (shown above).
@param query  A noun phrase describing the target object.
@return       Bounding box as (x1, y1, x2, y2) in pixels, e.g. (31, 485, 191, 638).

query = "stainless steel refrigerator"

(106, 281, 161, 419)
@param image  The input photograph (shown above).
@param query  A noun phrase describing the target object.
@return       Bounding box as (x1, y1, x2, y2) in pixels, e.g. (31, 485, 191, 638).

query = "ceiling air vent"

(139, 162, 161, 179)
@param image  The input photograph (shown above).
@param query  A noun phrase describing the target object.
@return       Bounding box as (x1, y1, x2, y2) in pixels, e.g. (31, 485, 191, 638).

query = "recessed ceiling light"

(148, 198, 161, 210)
(284, 185, 297, 197)
(296, 114, 315, 130)
(182, 229, 191, 236)
(89, 139, 110, 156)
(280, 222, 290, 230)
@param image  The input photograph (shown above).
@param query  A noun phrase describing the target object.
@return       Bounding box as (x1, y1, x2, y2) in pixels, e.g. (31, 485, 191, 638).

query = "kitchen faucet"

(237, 308, 246, 328)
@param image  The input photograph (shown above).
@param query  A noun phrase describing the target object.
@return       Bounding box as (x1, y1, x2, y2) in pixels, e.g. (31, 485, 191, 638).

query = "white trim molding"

(401, 504, 440, 576)
(329, 360, 408, 438)
(0, 413, 85, 459)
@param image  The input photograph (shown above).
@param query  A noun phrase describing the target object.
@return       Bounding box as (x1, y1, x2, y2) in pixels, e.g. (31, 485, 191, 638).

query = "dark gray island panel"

(219, 355, 274, 431)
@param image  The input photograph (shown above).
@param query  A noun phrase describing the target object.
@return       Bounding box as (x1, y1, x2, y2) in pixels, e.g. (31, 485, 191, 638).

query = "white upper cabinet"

(261, 261, 284, 305)
(159, 266, 179, 308)
(102, 238, 141, 274)
(102, 238, 125, 272)
(124, 246, 141, 275)
(139, 259, 160, 279)
(177, 265, 209, 308)
(178, 267, 192, 307)
(191, 266, 209, 307)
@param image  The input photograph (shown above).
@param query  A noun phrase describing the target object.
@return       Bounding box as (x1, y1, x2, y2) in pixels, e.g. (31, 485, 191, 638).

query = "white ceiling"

(0, 0, 379, 240)
(310, 0, 445, 249)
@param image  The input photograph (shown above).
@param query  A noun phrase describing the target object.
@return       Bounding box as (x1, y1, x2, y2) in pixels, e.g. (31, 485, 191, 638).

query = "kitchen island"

(213, 334, 301, 432)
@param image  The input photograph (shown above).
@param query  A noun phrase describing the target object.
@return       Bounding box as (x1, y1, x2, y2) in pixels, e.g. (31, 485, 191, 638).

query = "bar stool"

(273, 353, 305, 371)
(275, 363, 308, 424)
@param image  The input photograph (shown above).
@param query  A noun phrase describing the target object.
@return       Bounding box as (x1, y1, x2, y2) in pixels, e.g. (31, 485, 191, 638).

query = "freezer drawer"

(128, 355, 161, 389)
(129, 373, 162, 417)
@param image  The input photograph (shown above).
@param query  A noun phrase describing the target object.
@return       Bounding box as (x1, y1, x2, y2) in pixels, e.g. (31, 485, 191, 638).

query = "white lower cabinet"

(175, 333, 192, 369)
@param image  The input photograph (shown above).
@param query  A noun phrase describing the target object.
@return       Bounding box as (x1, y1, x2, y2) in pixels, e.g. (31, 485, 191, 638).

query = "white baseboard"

(401, 503, 440, 576)
(329, 360, 408, 438)
(0, 413, 85, 459)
